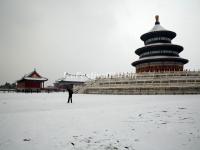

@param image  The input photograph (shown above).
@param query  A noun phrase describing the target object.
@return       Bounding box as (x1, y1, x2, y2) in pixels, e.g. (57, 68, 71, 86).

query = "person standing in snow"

(67, 88, 73, 103)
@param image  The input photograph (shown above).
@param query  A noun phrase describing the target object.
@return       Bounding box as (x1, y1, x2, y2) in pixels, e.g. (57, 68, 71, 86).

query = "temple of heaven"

(132, 15, 188, 73)
(79, 16, 200, 95)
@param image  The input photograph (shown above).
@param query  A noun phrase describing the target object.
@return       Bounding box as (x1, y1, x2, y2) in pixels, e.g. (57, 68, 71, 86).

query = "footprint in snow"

(23, 138, 31, 142)
(162, 110, 168, 113)
(70, 142, 75, 146)
(178, 107, 187, 110)
(73, 136, 78, 139)
(134, 139, 139, 142)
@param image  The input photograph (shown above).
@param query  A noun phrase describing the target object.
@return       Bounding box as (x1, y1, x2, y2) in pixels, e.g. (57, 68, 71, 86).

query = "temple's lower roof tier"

(135, 43, 183, 55)
(132, 56, 188, 66)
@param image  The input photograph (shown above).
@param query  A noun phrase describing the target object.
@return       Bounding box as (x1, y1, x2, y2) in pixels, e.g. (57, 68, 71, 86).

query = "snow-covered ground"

(0, 93, 200, 150)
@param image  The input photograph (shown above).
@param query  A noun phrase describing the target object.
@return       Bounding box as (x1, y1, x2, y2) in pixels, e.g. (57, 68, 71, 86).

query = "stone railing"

(78, 70, 200, 94)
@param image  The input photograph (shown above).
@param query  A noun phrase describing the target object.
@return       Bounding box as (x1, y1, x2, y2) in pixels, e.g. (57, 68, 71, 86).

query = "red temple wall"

(25, 81, 41, 89)
(17, 81, 42, 89)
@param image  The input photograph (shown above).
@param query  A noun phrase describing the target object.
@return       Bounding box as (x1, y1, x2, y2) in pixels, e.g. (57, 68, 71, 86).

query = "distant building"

(54, 73, 90, 92)
(16, 69, 48, 92)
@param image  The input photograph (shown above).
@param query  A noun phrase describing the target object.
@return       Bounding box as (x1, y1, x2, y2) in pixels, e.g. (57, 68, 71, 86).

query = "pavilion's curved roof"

(17, 69, 48, 82)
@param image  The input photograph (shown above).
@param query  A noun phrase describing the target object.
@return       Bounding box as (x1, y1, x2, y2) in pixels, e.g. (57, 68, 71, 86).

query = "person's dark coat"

(67, 88, 73, 103)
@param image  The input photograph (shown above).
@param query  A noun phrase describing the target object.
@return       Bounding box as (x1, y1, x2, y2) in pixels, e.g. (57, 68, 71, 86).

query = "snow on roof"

(137, 55, 180, 61)
(23, 77, 48, 81)
(56, 73, 90, 83)
(149, 15, 167, 32)
(139, 43, 183, 48)
(17, 70, 48, 82)
(149, 24, 166, 32)
(140, 16, 176, 41)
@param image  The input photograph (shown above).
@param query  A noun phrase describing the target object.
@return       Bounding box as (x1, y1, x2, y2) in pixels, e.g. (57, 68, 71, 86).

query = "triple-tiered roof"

(132, 15, 188, 73)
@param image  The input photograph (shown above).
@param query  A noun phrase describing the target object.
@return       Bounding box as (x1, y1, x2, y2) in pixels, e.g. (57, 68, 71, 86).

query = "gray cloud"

(0, 0, 200, 85)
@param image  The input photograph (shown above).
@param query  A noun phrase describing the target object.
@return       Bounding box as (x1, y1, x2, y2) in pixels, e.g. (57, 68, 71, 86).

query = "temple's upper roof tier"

(135, 43, 183, 55)
(140, 16, 176, 43)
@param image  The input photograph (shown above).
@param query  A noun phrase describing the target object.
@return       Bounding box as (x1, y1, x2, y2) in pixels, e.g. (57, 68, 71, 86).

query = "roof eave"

(140, 30, 176, 41)
(132, 57, 188, 66)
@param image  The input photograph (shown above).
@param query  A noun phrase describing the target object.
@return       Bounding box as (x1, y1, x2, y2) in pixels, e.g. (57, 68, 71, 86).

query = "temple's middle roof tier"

(135, 43, 183, 55)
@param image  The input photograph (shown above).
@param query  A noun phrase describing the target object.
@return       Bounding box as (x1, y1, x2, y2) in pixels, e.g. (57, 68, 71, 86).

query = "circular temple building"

(132, 15, 188, 73)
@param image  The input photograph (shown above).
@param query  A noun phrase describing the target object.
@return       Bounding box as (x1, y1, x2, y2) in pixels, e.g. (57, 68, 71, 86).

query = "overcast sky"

(0, 0, 200, 85)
